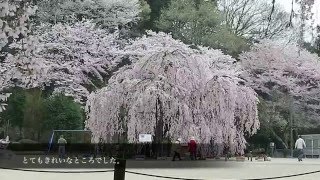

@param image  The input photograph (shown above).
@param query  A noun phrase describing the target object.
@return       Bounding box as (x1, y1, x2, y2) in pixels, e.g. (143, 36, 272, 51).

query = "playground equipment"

(47, 130, 92, 155)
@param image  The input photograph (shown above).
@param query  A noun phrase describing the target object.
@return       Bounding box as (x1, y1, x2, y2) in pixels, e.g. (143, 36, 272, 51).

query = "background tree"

(0, 0, 37, 58)
(134, 0, 152, 34)
(156, 0, 249, 57)
(303, 25, 320, 56)
(34, 0, 142, 31)
(0, 89, 85, 141)
(240, 40, 320, 148)
(295, 0, 315, 48)
(219, 0, 291, 40)
(32, 0, 64, 25)
(42, 93, 85, 143)
(0, 0, 37, 113)
(144, 0, 171, 30)
(0, 88, 25, 138)
(1, 1, 134, 140)
(1, 21, 127, 103)
(33, 21, 124, 99)
(249, 92, 294, 149)
(23, 88, 45, 141)
(43, 93, 84, 131)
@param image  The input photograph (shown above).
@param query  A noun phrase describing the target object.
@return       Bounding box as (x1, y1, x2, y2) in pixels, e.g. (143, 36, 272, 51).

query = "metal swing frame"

(47, 130, 91, 154)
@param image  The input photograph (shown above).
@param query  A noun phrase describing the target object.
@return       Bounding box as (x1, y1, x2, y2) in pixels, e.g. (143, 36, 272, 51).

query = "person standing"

(98, 137, 104, 156)
(58, 135, 67, 159)
(172, 138, 182, 161)
(295, 135, 306, 161)
(94, 137, 103, 158)
(5, 136, 9, 142)
(188, 137, 197, 160)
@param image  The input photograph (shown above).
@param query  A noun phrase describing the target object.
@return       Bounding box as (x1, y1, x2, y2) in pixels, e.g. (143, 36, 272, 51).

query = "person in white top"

(295, 135, 306, 161)
(0, 136, 10, 150)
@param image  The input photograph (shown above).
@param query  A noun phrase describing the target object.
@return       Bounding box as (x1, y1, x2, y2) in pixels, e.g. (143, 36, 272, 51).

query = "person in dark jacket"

(172, 138, 182, 161)
(94, 137, 104, 157)
(188, 137, 197, 160)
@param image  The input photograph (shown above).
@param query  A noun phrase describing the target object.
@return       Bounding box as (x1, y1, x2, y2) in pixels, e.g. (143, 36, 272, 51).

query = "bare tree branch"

(219, 0, 290, 40)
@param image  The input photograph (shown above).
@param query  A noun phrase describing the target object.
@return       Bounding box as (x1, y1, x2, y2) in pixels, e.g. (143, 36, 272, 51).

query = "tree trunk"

(37, 131, 41, 142)
(19, 126, 22, 139)
(271, 129, 288, 149)
(154, 97, 164, 158)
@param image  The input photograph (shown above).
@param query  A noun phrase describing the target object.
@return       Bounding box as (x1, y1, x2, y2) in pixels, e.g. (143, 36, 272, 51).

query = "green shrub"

(43, 93, 84, 131)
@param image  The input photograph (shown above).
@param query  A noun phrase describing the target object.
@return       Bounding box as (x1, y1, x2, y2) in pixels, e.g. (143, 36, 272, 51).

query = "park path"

(1, 158, 320, 180)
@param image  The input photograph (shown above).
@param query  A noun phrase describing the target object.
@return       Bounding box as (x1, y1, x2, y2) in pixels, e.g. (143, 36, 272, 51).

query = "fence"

(273, 148, 320, 158)
(2, 159, 320, 180)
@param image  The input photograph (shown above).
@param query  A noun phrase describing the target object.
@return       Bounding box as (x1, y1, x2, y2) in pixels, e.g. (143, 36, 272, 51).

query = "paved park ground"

(1, 158, 320, 180)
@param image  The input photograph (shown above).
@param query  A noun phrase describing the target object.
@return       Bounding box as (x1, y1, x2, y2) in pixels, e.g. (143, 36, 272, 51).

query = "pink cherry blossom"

(85, 31, 260, 155)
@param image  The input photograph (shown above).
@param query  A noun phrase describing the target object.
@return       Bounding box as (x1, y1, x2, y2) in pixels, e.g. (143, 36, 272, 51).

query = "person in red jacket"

(188, 137, 197, 160)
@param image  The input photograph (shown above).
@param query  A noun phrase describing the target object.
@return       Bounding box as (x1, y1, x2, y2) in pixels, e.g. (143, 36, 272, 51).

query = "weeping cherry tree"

(85, 31, 260, 156)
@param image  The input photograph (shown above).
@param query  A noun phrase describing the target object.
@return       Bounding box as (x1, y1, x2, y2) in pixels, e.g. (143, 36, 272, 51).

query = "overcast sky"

(278, 0, 320, 25)
(276, 0, 320, 41)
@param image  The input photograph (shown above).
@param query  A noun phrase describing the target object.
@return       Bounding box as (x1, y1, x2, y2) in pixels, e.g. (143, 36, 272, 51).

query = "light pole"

(289, 95, 294, 158)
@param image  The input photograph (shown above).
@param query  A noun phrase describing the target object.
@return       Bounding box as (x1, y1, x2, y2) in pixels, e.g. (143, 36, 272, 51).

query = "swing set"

(47, 129, 92, 155)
